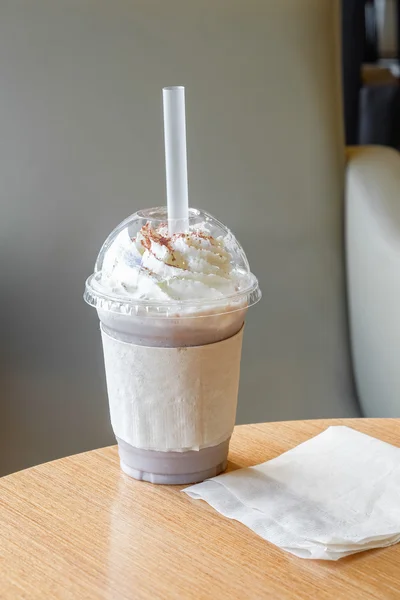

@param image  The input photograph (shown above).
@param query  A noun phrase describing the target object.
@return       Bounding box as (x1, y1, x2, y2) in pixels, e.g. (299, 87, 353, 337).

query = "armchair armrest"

(346, 146, 400, 416)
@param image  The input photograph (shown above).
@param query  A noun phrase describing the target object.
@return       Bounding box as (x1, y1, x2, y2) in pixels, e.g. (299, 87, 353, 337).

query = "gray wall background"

(0, 0, 360, 477)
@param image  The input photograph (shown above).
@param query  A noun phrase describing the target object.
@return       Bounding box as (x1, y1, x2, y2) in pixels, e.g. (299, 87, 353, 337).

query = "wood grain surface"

(1, 419, 400, 599)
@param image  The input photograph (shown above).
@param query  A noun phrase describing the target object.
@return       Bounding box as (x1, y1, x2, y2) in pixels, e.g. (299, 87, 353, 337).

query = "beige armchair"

(346, 146, 400, 416)
(1, 0, 399, 475)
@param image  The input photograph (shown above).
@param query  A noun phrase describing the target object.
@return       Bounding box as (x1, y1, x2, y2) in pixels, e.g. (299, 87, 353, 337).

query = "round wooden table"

(1, 419, 400, 599)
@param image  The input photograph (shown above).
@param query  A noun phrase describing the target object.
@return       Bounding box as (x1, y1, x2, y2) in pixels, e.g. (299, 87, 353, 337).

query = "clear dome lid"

(84, 207, 261, 317)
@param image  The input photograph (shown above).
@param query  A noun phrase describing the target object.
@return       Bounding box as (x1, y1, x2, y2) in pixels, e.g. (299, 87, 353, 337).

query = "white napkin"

(184, 426, 400, 560)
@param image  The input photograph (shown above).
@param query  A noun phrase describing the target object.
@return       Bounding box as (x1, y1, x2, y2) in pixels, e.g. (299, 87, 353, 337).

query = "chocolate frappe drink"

(84, 207, 261, 483)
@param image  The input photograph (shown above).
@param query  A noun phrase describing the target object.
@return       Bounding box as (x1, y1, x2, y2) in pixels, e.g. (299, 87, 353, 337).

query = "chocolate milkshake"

(84, 206, 261, 483)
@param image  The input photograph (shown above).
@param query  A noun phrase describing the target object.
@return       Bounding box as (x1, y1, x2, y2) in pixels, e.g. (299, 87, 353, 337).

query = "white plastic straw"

(162, 86, 189, 234)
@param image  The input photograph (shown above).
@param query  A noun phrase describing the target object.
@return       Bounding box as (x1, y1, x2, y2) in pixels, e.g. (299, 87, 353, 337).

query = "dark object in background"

(398, 0, 400, 59)
(359, 83, 400, 148)
(361, 1, 400, 150)
(342, 0, 400, 149)
(364, 0, 379, 62)
(341, 0, 365, 144)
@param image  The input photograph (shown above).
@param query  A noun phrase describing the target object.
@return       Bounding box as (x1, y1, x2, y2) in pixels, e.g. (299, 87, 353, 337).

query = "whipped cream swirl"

(100, 222, 243, 302)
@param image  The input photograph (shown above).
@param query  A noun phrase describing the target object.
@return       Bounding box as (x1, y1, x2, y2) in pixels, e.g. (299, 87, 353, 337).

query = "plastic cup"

(84, 207, 261, 484)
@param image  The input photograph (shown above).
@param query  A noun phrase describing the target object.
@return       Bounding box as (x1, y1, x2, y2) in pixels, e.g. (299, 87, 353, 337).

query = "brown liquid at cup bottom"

(117, 437, 230, 485)
(99, 306, 246, 484)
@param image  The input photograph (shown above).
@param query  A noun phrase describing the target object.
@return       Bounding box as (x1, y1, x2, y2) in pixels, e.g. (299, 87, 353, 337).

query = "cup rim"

(84, 272, 261, 316)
